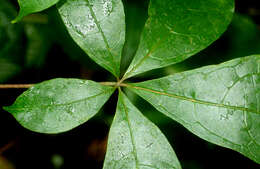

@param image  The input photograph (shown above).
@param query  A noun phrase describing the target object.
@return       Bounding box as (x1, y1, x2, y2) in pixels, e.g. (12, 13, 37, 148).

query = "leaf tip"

(2, 105, 17, 115)
(2, 105, 11, 112)
(11, 19, 18, 24)
(11, 14, 23, 24)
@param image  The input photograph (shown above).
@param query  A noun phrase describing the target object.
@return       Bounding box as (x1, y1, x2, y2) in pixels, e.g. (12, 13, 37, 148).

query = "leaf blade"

(103, 91, 181, 169)
(13, 0, 60, 23)
(4, 78, 115, 134)
(58, 0, 125, 77)
(128, 55, 260, 163)
(124, 0, 234, 79)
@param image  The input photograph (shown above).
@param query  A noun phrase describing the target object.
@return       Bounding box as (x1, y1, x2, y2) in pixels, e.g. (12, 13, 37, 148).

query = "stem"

(0, 84, 33, 89)
(99, 82, 127, 87)
(118, 76, 127, 85)
(99, 82, 118, 86)
(0, 82, 128, 89)
(0, 141, 15, 154)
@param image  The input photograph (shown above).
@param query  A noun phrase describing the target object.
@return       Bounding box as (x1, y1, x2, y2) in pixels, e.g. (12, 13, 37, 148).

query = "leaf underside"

(128, 55, 260, 164)
(57, 0, 125, 77)
(124, 0, 234, 79)
(4, 78, 115, 133)
(13, 0, 60, 23)
(104, 91, 181, 169)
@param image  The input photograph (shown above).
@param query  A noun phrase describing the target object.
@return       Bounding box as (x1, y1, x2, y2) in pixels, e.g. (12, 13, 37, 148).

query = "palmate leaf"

(127, 55, 260, 163)
(12, 0, 60, 23)
(104, 91, 181, 169)
(58, 0, 125, 77)
(4, 79, 115, 134)
(123, 0, 234, 79)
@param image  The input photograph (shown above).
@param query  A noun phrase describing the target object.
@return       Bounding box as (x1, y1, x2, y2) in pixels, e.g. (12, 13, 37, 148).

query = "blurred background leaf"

(0, 156, 15, 169)
(0, 0, 22, 82)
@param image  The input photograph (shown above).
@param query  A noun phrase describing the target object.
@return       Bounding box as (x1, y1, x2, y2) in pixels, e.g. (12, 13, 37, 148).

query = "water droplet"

(74, 13, 96, 36)
(35, 90, 40, 94)
(87, 14, 96, 31)
(42, 119, 49, 128)
(71, 107, 75, 113)
(23, 112, 32, 122)
(51, 154, 64, 169)
(102, 0, 113, 16)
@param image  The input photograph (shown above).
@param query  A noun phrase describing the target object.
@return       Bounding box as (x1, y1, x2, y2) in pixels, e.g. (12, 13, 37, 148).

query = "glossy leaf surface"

(58, 0, 125, 77)
(13, 0, 60, 23)
(124, 0, 234, 79)
(128, 55, 260, 163)
(104, 91, 181, 169)
(4, 78, 115, 133)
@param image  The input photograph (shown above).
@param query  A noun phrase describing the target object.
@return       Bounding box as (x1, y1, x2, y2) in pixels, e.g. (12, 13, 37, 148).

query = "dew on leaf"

(65, 5, 96, 37)
(102, 0, 113, 17)
(23, 112, 33, 122)
(71, 107, 76, 113)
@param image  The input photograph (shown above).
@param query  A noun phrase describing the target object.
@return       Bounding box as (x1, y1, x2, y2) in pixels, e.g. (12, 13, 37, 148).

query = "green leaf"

(3, 78, 115, 134)
(103, 91, 181, 169)
(127, 55, 260, 163)
(123, 0, 234, 79)
(12, 0, 60, 23)
(57, 0, 125, 77)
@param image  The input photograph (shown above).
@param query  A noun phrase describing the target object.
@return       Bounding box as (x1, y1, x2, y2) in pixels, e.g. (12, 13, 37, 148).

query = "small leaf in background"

(58, 0, 125, 77)
(0, 0, 23, 60)
(0, 0, 22, 82)
(12, 0, 60, 23)
(128, 55, 260, 164)
(4, 79, 115, 134)
(51, 154, 64, 169)
(103, 91, 181, 169)
(0, 59, 21, 83)
(120, 1, 148, 74)
(124, 0, 234, 79)
(24, 24, 52, 68)
(0, 156, 15, 169)
(225, 14, 260, 59)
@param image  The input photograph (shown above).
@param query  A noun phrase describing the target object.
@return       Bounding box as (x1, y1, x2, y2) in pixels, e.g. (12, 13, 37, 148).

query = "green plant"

(3, 0, 260, 168)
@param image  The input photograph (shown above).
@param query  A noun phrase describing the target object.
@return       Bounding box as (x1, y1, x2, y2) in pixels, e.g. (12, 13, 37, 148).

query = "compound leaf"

(103, 91, 181, 169)
(124, 0, 234, 79)
(128, 55, 260, 163)
(58, 0, 125, 77)
(4, 78, 115, 134)
(12, 0, 60, 23)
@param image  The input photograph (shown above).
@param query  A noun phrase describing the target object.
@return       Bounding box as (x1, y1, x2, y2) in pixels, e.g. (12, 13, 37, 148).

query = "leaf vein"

(8, 88, 114, 111)
(120, 92, 140, 169)
(85, 0, 119, 76)
(126, 84, 259, 114)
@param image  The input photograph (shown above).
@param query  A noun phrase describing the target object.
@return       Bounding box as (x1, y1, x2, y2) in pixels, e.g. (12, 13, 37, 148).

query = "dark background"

(0, 0, 260, 169)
